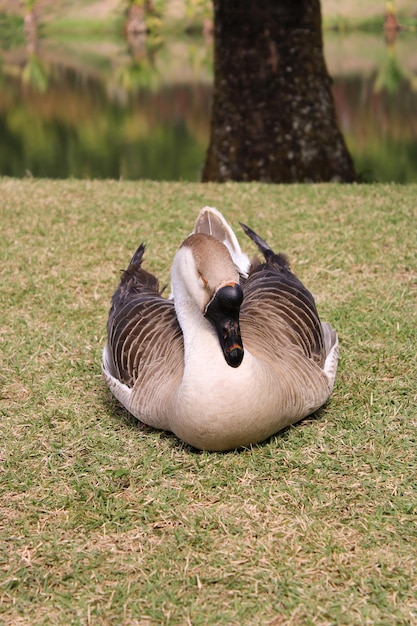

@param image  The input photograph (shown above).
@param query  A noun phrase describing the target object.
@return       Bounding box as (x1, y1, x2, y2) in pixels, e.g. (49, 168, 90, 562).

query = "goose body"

(103, 207, 338, 451)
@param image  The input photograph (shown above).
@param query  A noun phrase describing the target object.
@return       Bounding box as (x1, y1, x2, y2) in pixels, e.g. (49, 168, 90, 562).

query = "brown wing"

(106, 244, 184, 388)
(239, 225, 325, 367)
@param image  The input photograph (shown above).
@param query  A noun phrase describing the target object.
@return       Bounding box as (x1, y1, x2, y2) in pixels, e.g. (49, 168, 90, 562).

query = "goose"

(102, 207, 338, 451)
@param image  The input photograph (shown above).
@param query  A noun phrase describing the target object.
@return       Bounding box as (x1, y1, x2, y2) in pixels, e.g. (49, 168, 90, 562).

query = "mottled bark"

(202, 0, 357, 183)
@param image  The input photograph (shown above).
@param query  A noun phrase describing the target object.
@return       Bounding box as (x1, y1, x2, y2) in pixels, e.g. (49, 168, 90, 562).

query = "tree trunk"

(202, 0, 357, 183)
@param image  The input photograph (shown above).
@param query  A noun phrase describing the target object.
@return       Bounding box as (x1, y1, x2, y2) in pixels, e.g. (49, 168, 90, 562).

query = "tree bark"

(202, 0, 357, 183)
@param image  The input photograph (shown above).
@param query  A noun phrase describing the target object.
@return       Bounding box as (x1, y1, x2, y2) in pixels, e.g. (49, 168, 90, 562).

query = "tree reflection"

(114, 1, 166, 96)
(115, 58, 157, 94)
(0, 2, 416, 182)
(374, 1, 417, 94)
(124, 0, 165, 52)
(23, 0, 37, 55)
(20, 0, 49, 93)
(22, 54, 48, 92)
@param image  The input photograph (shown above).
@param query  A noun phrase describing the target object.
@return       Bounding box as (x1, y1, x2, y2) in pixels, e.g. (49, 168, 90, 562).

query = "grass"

(1, 178, 417, 625)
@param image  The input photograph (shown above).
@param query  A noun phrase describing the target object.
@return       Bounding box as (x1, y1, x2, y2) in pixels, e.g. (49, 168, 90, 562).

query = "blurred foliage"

(184, 0, 212, 27)
(1, 62, 416, 182)
(23, 0, 37, 10)
(125, 0, 167, 38)
(21, 54, 48, 92)
(126, 0, 168, 12)
(374, 46, 405, 94)
(352, 139, 417, 183)
(116, 57, 159, 92)
(334, 73, 417, 182)
(0, 73, 210, 180)
(0, 13, 25, 49)
(374, 44, 417, 94)
(0, 3, 416, 182)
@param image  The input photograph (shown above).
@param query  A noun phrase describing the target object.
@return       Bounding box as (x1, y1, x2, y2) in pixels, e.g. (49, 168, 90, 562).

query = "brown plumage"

(103, 207, 338, 450)
(239, 222, 327, 368)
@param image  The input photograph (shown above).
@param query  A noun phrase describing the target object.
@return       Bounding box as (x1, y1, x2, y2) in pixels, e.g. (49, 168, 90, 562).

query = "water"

(325, 30, 417, 183)
(0, 24, 416, 182)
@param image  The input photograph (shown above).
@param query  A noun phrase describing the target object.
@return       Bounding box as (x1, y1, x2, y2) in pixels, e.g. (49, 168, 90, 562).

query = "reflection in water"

(0, 13, 213, 180)
(373, 3, 417, 95)
(21, 5, 48, 93)
(326, 18, 417, 182)
(0, 18, 416, 182)
(333, 77, 417, 183)
(0, 70, 211, 179)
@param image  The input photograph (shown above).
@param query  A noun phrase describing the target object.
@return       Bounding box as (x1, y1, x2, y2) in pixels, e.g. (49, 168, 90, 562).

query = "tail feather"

(240, 222, 290, 271)
(116, 243, 160, 298)
(321, 322, 339, 386)
(321, 321, 338, 355)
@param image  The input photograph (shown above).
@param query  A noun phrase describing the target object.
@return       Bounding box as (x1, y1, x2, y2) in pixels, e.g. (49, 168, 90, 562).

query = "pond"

(0, 18, 416, 183)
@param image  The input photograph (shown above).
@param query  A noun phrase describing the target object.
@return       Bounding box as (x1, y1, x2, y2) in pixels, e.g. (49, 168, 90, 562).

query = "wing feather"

(239, 227, 329, 368)
(104, 244, 184, 390)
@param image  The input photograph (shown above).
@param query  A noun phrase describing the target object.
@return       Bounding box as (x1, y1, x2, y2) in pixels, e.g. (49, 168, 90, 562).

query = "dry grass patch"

(1, 179, 416, 625)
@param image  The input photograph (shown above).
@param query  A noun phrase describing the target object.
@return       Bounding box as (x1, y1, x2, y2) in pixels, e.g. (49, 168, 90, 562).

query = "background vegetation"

(1, 179, 416, 624)
(1, 0, 417, 182)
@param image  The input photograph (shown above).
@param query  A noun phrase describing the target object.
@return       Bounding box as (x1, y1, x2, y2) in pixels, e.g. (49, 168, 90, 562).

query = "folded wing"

(239, 223, 335, 369)
(104, 244, 184, 389)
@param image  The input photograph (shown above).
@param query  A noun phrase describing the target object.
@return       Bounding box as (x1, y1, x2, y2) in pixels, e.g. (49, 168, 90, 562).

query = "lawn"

(1, 178, 416, 625)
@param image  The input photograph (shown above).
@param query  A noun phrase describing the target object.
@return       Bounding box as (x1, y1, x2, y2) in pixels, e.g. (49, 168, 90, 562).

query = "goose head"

(172, 233, 244, 368)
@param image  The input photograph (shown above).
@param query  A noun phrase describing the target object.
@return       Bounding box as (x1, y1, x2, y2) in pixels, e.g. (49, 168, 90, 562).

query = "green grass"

(1, 178, 416, 625)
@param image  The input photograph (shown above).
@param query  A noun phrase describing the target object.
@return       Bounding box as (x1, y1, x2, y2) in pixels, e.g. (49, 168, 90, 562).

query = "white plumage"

(102, 207, 338, 451)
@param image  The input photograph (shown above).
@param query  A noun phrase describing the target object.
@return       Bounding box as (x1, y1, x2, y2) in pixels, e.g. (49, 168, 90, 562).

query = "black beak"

(204, 283, 244, 368)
